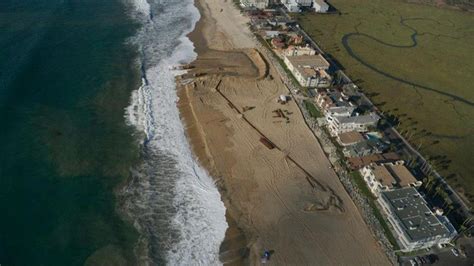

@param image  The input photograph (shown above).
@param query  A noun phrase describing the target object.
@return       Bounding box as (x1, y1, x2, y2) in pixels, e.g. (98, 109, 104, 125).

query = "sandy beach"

(178, 0, 391, 264)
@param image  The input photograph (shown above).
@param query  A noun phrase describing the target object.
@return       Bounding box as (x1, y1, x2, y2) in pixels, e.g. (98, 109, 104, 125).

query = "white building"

(282, 0, 312, 12)
(378, 188, 457, 252)
(240, 0, 269, 9)
(265, 30, 281, 38)
(325, 108, 380, 136)
(325, 106, 355, 117)
(360, 161, 422, 197)
(283, 54, 332, 87)
(313, 0, 329, 12)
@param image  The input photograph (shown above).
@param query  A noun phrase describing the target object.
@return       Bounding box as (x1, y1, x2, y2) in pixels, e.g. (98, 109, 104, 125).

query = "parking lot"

(399, 240, 474, 265)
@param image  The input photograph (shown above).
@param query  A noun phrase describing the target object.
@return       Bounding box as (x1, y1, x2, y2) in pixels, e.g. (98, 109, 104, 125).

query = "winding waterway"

(341, 17, 474, 107)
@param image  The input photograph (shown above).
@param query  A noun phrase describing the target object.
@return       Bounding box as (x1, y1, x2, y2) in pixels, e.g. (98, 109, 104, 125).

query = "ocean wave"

(127, 0, 151, 19)
(123, 0, 227, 265)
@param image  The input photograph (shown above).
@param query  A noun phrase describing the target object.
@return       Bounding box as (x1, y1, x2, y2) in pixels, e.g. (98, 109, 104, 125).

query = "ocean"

(0, 0, 226, 265)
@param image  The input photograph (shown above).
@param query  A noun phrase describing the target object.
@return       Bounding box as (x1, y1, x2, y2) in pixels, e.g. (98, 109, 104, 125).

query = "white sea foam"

(124, 0, 227, 265)
(130, 0, 151, 17)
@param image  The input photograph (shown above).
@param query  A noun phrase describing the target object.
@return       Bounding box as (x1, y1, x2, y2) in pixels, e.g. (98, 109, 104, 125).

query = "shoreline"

(121, 0, 228, 264)
(182, 1, 252, 264)
(179, 0, 391, 264)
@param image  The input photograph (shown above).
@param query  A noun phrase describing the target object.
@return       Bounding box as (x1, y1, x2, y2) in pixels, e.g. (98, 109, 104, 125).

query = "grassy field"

(297, 0, 474, 203)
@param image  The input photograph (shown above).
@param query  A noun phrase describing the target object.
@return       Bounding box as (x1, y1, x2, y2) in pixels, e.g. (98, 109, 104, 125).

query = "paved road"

(400, 248, 473, 266)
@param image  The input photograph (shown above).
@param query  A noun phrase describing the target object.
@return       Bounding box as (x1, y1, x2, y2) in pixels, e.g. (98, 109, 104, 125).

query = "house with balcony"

(325, 107, 380, 136)
(283, 54, 332, 88)
(360, 161, 422, 197)
(315, 88, 355, 112)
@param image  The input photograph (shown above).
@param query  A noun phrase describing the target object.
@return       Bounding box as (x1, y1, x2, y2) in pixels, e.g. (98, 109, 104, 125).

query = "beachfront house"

(325, 105, 355, 118)
(315, 88, 354, 112)
(378, 188, 457, 252)
(283, 45, 316, 57)
(360, 161, 422, 197)
(265, 30, 281, 38)
(282, 0, 328, 12)
(346, 152, 401, 170)
(240, 0, 270, 9)
(283, 54, 332, 88)
(337, 131, 365, 146)
(313, 0, 329, 12)
(271, 36, 286, 49)
(343, 138, 388, 158)
(282, 0, 313, 12)
(325, 107, 380, 136)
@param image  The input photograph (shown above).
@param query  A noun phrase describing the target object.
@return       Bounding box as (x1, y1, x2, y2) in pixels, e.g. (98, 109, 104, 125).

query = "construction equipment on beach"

(242, 106, 255, 112)
(260, 137, 276, 149)
(277, 94, 289, 104)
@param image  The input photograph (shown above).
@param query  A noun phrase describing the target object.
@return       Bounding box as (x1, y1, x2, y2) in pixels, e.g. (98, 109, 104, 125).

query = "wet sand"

(178, 0, 392, 264)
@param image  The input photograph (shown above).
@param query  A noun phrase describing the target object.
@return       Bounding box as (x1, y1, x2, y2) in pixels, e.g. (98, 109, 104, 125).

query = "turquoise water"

(0, 1, 141, 265)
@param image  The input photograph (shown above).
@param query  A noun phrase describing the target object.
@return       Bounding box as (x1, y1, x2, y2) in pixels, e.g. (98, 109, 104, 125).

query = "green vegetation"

(303, 99, 322, 118)
(297, 0, 474, 204)
(351, 171, 376, 200)
(351, 171, 400, 250)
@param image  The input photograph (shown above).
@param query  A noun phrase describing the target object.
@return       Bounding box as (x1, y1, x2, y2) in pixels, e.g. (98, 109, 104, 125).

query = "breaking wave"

(122, 0, 227, 264)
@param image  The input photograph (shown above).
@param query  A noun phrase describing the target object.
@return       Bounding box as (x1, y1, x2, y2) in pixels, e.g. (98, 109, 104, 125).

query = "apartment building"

(283, 54, 332, 87)
(378, 188, 457, 252)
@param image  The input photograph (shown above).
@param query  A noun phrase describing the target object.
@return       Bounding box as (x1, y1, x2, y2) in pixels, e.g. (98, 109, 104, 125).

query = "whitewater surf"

(122, 0, 227, 264)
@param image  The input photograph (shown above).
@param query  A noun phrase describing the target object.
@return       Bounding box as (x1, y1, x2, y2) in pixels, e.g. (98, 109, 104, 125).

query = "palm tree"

(442, 197, 453, 209)
(424, 175, 437, 193)
(433, 185, 443, 198)
(445, 204, 455, 216)
(462, 216, 473, 227)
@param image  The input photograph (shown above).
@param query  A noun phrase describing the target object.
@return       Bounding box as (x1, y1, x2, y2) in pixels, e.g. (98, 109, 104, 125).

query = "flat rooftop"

(347, 152, 400, 169)
(285, 54, 330, 69)
(338, 131, 365, 145)
(373, 165, 397, 187)
(380, 187, 452, 242)
(371, 163, 418, 188)
(328, 106, 355, 116)
(336, 113, 380, 125)
(298, 67, 330, 80)
(387, 164, 418, 187)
